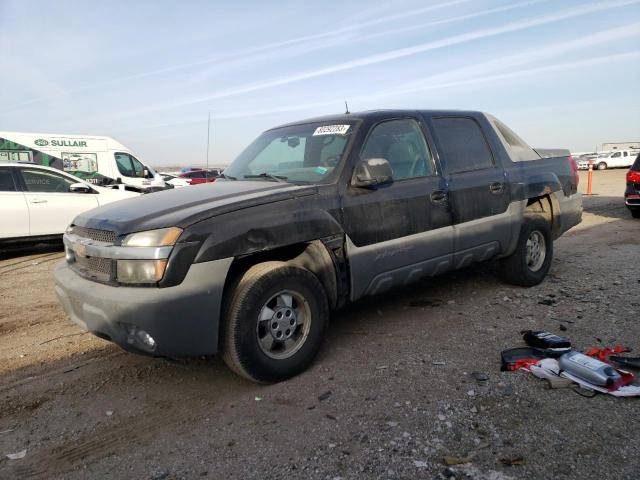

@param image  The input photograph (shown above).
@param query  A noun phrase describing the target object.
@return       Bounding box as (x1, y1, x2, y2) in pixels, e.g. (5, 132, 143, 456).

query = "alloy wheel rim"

(525, 230, 546, 272)
(256, 290, 311, 360)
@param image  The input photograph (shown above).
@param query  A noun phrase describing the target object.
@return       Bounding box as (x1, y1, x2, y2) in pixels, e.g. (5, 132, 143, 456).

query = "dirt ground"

(0, 169, 638, 480)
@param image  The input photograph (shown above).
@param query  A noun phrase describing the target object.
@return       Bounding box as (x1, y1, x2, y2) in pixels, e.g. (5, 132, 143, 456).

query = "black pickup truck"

(54, 110, 582, 382)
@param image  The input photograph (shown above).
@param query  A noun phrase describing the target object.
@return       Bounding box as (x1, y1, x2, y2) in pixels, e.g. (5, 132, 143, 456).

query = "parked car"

(0, 131, 167, 191)
(179, 168, 219, 185)
(159, 172, 190, 188)
(575, 153, 599, 170)
(0, 163, 139, 245)
(625, 153, 640, 218)
(54, 110, 582, 383)
(588, 150, 638, 170)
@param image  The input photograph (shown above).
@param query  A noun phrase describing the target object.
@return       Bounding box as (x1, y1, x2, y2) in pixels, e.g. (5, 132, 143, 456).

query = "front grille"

(75, 255, 112, 276)
(70, 225, 116, 244)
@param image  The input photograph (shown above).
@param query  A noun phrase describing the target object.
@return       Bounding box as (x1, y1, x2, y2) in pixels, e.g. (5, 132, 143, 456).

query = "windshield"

(223, 121, 356, 184)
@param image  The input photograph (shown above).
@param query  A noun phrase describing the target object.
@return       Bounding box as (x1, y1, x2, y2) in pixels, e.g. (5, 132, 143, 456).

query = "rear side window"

(632, 153, 640, 170)
(0, 168, 16, 191)
(431, 117, 494, 173)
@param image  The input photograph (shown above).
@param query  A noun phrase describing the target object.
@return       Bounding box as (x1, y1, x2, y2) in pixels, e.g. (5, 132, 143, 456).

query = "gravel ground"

(0, 169, 638, 480)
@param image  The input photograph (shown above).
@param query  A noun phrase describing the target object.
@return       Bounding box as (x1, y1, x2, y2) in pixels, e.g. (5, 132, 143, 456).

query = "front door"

(17, 167, 99, 235)
(427, 115, 510, 268)
(340, 117, 454, 300)
(0, 167, 29, 238)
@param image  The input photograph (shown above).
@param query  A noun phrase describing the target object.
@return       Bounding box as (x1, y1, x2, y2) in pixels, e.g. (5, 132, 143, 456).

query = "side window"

(115, 152, 145, 178)
(611, 152, 621, 158)
(431, 117, 494, 173)
(0, 168, 16, 191)
(62, 152, 98, 174)
(361, 119, 434, 180)
(623, 152, 628, 157)
(20, 168, 76, 193)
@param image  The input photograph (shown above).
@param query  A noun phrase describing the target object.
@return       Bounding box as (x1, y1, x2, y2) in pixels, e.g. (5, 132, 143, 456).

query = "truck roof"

(269, 109, 485, 131)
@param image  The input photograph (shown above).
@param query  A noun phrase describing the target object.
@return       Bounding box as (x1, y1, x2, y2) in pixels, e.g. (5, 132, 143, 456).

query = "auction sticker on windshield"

(313, 125, 350, 136)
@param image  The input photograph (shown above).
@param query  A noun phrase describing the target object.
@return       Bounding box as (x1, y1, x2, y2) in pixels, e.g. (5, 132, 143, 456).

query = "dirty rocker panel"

(347, 200, 528, 300)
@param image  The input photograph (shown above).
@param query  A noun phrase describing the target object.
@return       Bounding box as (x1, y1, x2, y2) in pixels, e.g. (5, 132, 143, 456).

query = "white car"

(585, 150, 639, 170)
(0, 163, 139, 244)
(159, 172, 190, 188)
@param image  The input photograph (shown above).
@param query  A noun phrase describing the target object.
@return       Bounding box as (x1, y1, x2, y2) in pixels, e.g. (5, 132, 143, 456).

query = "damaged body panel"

(54, 110, 582, 377)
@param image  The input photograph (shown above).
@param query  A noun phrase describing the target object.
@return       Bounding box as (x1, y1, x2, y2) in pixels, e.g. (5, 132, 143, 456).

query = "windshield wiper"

(244, 172, 288, 183)
(219, 173, 237, 180)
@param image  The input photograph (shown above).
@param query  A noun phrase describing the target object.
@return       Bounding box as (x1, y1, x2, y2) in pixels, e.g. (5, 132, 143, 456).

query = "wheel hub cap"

(256, 290, 311, 360)
(269, 307, 297, 340)
(525, 230, 546, 272)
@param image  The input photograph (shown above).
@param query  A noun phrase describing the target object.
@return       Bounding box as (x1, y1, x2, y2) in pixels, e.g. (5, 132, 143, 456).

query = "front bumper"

(54, 257, 233, 357)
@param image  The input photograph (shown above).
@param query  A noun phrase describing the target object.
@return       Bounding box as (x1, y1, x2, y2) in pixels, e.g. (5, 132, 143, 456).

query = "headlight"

(121, 227, 182, 247)
(117, 259, 168, 283)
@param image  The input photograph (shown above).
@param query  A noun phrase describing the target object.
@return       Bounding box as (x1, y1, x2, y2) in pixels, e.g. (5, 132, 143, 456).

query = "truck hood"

(73, 181, 317, 236)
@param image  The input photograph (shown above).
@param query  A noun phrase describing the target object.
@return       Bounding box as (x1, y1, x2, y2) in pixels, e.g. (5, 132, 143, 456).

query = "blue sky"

(1, 0, 639, 166)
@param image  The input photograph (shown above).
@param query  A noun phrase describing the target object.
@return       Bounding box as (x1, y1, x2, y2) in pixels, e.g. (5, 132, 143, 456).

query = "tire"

(221, 261, 329, 383)
(631, 209, 640, 219)
(499, 216, 553, 287)
(597, 162, 607, 170)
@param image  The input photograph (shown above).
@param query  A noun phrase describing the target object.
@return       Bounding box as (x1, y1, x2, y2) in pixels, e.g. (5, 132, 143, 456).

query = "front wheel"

(597, 162, 607, 170)
(499, 216, 553, 287)
(221, 261, 329, 383)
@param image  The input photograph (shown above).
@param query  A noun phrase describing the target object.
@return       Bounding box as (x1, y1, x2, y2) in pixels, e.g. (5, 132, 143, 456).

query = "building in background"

(602, 141, 640, 151)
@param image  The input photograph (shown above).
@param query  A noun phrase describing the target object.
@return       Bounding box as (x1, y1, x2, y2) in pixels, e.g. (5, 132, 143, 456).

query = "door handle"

(30, 199, 48, 204)
(430, 190, 448, 205)
(489, 182, 505, 194)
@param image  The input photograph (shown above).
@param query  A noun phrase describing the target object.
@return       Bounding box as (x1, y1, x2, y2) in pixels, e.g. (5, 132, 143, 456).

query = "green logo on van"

(34, 139, 49, 146)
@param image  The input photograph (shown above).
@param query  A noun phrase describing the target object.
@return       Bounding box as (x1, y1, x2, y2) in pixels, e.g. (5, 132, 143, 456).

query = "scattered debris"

(471, 371, 489, 382)
(409, 298, 443, 308)
(318, 391, 332, 401)
(499, 456, 525, 466)
(413, 460, 429, 468)
(432, 361, 446, 366)
(443, 455, 472, 466)
(254, 396, 262, 401)
(106, 410, 113, 416)
(6, 449, 27, 460)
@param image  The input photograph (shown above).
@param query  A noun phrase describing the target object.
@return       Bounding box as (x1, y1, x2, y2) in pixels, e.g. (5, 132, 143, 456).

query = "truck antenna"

(206, 112, 211, 170)
(344, 101, 350, 115)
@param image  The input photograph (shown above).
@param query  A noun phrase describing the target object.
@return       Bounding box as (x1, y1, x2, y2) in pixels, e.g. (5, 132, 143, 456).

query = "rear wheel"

(597, 162, 607, 170)
(221, 261, 329, 383)
(499, 216, 553, 286)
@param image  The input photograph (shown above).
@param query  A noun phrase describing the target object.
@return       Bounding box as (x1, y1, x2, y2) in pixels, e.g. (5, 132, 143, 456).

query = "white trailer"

(0, 132, 166, 191)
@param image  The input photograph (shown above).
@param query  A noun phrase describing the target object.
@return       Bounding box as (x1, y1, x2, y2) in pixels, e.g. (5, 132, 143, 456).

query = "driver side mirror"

(69, 183, 94, 194)
(351, 158, 394, 188)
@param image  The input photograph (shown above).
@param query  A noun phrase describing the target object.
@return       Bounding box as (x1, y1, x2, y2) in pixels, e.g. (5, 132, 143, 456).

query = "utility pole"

(206, 112, 211, 170)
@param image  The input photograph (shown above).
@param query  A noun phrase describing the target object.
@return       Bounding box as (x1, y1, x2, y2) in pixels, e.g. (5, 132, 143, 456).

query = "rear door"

(17, 167, 99, 235)
(0, 167, 29, 239)
(426, 116, 510, 267)
(340, 116, 454, 299)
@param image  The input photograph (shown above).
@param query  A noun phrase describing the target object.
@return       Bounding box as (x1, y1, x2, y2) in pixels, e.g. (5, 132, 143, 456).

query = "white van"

(592, 150, 639, 170)
(0, 132, 166, 191)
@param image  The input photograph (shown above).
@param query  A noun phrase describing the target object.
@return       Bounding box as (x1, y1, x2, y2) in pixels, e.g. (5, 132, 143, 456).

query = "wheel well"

(526, 194, 561, 238)
(222, 238, 344, 317)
